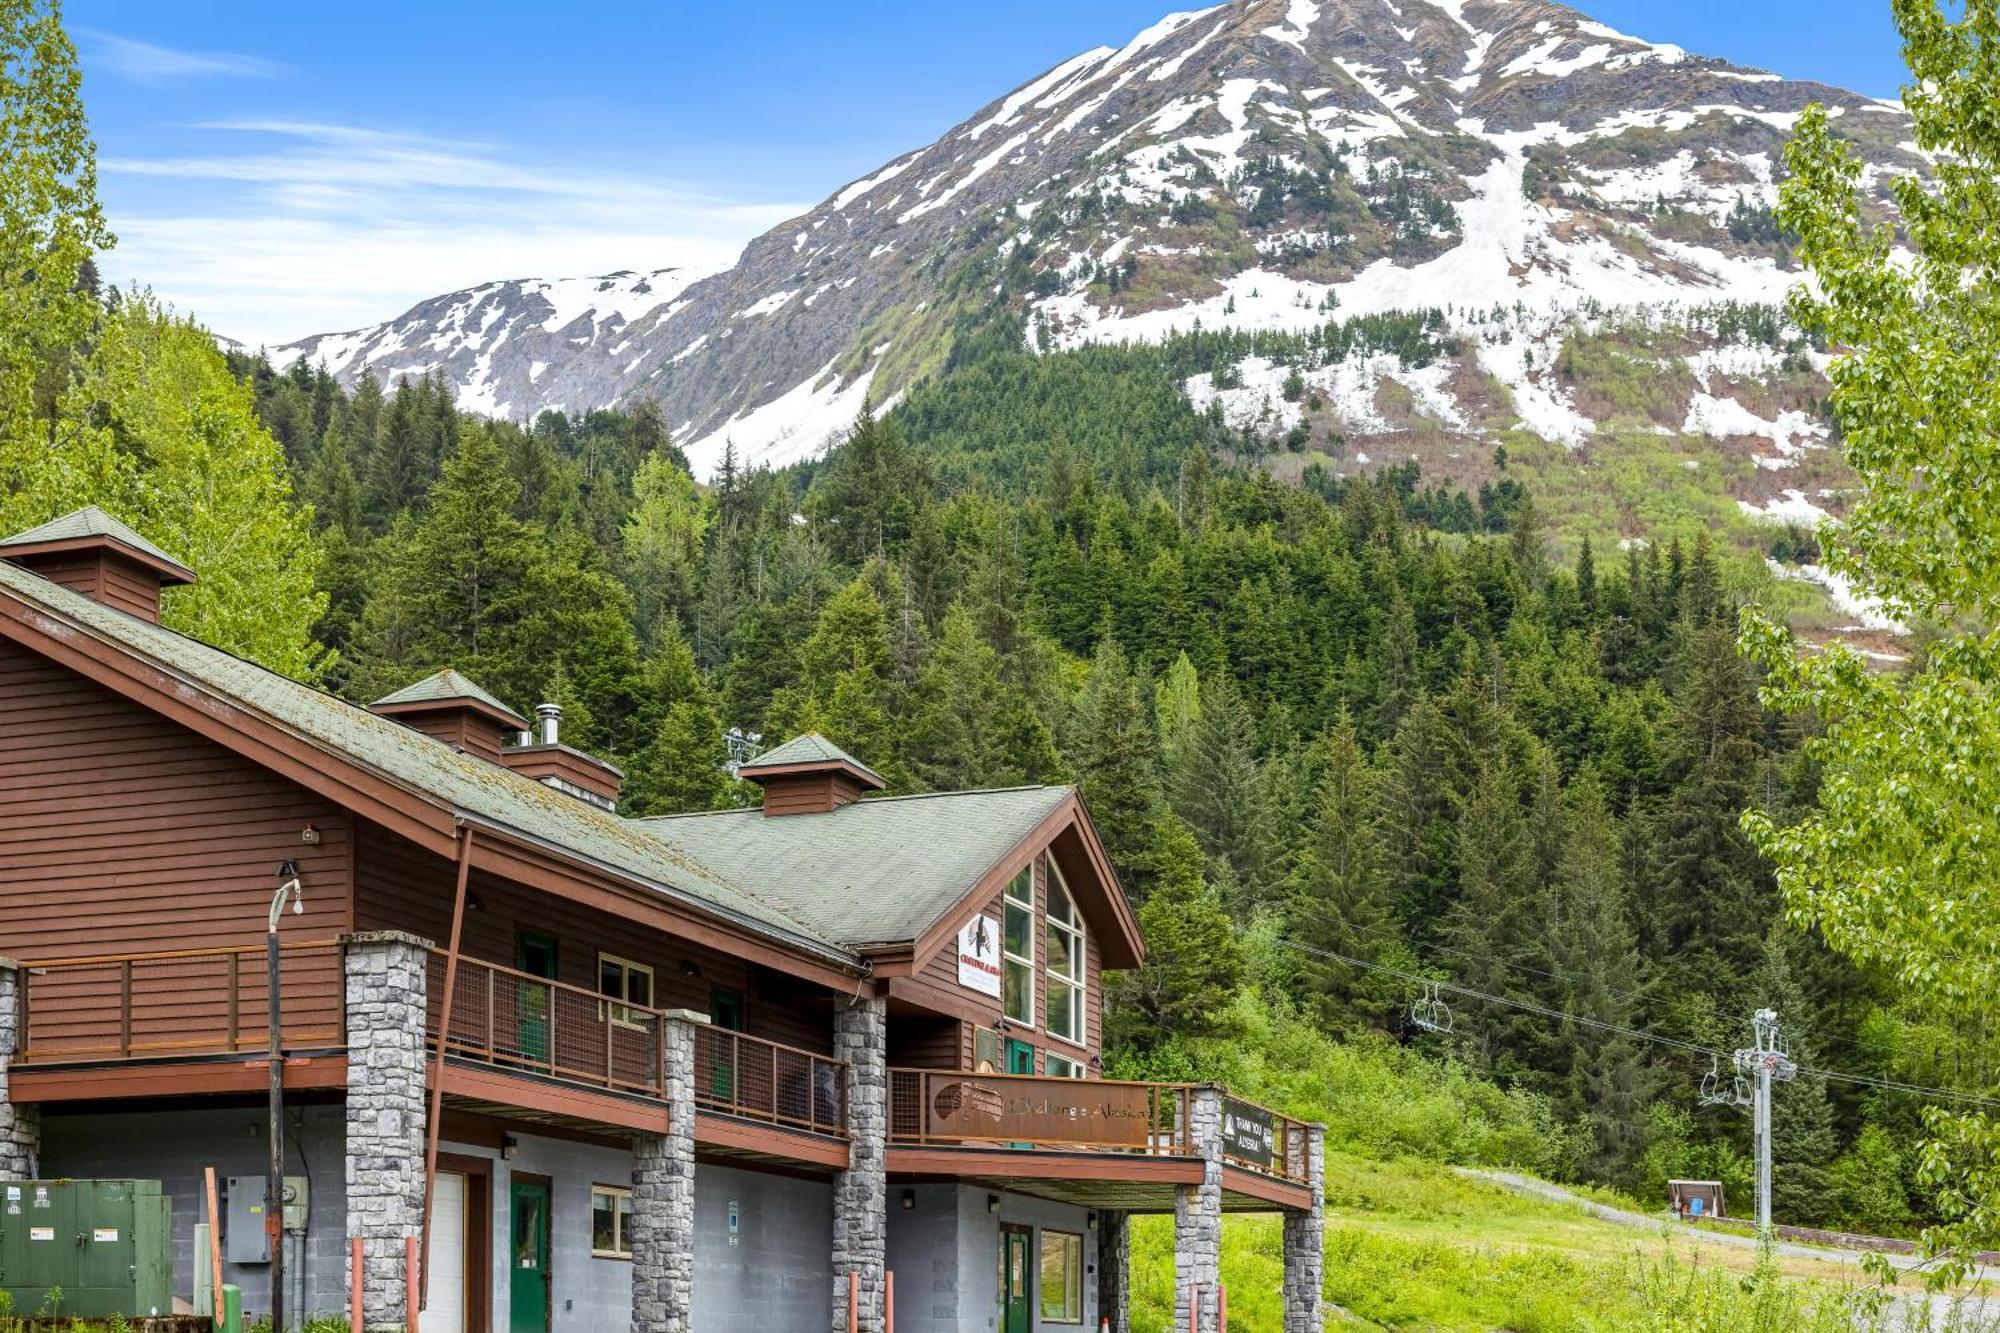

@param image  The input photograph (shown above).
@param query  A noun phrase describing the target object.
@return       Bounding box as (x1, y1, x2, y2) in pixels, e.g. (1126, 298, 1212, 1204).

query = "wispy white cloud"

(97, 121, 804, 347)
(78, 29, 287, 84)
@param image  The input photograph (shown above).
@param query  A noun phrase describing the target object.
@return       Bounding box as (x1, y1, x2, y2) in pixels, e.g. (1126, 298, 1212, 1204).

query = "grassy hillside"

(1128, 1155, 1993, 1331)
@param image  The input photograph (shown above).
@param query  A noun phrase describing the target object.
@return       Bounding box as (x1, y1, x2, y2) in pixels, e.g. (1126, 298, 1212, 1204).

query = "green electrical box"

(0, 1179, 173, 1319)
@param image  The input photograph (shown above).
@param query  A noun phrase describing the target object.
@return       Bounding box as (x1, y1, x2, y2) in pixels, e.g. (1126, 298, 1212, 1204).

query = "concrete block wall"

(886, 1185, 1099, 1333)
(39, 1104, 351, 1318)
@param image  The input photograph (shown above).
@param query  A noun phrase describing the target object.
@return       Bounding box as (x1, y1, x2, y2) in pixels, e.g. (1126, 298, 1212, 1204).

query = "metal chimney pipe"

(537, 702, 562, 746)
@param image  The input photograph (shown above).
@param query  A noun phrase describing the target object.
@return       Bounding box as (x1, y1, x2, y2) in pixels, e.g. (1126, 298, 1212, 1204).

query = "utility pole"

(1701, 1007, 1796, 1233)
(267, 861, 305, 1331)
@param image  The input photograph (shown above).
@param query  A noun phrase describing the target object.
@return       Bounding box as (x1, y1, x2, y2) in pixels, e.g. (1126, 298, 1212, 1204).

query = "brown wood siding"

(898, 848, 1104, 1075)
(0, 638, 350, 1050)
(758, 774, 835, 816)
(9, 552, 161, 623)
(887, 1015, 962, 1070)
(355, 823, 834, 1055)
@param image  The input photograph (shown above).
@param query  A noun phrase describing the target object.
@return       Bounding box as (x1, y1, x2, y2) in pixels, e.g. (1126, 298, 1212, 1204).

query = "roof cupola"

(737, 733, 886, 815)
(0, 506, 193, 624)
(369, 668, 529, 763)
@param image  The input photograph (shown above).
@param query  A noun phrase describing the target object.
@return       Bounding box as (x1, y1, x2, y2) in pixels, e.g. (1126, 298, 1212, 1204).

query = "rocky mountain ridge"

(275, 0, 1915, 489)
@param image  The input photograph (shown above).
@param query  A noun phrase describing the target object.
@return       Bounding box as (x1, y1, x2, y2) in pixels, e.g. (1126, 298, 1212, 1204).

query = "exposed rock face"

(277, 0, 1914, 477)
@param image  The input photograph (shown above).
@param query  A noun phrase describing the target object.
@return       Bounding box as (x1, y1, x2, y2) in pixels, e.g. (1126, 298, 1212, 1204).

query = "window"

(597, 953, 654, 1028)
(591, 1185, 633, 1259)
(1046, 1052, 1083, 1079)
(1044, 863, 1085, 1046)
(1038, 1229, 1083, 1323)
(1002, 865, 1035, 1026)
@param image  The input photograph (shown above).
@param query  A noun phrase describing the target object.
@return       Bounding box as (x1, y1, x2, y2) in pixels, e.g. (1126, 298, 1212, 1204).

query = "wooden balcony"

(9, 940, 348, 1101)
(424, 951, 850, 1161)
(886, 1069, 1315, 1212)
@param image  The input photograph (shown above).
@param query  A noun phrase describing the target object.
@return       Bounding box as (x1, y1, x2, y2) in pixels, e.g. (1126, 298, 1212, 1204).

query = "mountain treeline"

(213, 332, 1983, 1234)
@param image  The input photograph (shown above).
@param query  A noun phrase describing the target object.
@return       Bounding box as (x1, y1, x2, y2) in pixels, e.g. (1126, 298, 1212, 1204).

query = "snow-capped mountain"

(276, 0, 1915, 478)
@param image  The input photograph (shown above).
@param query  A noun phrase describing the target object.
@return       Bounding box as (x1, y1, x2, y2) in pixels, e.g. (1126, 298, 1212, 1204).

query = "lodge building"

(0, 507, 1325, 1332)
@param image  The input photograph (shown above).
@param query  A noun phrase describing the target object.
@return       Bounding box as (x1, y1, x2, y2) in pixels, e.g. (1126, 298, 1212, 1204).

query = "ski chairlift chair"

(1412, 981, 1454, 1034)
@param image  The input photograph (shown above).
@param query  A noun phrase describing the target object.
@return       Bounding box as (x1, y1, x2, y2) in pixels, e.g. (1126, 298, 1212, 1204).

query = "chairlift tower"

(1701, 1008, 1796, 1233)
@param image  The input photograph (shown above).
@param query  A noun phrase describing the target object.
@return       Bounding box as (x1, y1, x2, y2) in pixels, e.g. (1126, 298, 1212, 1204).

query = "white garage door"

(425, 1171, 467, 1333)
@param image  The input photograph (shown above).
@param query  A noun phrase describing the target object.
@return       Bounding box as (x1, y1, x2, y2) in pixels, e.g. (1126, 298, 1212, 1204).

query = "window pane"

(1039, 1231, 1082, 1321)
(627, 968, 651, 1008)
(599, 958, 622, 997)
(1006, 866, 1033, 904)
(616, 1193, 633, 1251)
(1047, 1054, 1079, 1079)
(1049, 881, 1076, 927)
(1003, 958, 1033, 1024)
(591, 1191, 618, 1254)
(1004, 902, 1033, 958)
(1048, 978, 1078, 1041)
(1045, 921, 1075, 979)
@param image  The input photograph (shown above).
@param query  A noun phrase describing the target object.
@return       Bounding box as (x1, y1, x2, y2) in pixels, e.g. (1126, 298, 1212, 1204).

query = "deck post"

(1172, 1087, 1224, 1333)
(1096, 1209, 1131, 1333)
(633, 1008, 705, 1333)
(831, 993, 887, 1333)
(342, 931, 431, 1332)
(1281, 1122, 1326, 1333)
(0, 959, 38, 1177)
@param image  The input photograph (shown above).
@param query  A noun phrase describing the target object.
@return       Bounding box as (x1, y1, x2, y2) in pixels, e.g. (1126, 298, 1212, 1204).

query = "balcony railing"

(888, 1070, 1313, 1186)
(15, 940, 346, 1065)
(889, 1069, 1193, 1157)
(425, 951, 668, 1100)
(693, 1026, 845, 1137)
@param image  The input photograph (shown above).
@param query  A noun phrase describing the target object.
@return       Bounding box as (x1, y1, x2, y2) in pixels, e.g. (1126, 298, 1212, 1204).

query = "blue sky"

(68, 0, 1909, 347)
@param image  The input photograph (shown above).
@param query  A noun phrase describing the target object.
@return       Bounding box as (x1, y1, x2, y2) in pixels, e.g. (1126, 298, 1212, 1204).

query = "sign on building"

(1221, 1098, 1275, 1169)
(926, 1076, 1156, 1148)
(957, 914, 1002, 998)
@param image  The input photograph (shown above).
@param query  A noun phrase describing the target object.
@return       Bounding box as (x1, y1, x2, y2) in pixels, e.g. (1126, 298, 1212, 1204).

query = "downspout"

(419, 823, 475, 1307)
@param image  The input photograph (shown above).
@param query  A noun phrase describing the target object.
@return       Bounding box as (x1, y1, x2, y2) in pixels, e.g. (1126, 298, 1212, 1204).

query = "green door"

(515, 933, 557, 1069)
(1006, 1039, 1035, 1075)
(508, 1179, 551, 1333)
(1001, 1226, 1032, 1333)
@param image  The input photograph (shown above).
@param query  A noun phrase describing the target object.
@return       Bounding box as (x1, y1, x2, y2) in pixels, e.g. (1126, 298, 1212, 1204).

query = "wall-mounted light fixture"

(501, 1135, 520, 1162)
(680, 960, 703, 979)
(987, 1194, 1000, 1215)
(300, 823, 321, 846)
(1087, 1211, 1098, 1232)
(900, 1190, 916, 1211)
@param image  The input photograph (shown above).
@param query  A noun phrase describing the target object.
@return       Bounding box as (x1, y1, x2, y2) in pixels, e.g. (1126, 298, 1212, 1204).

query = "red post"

(886, 1270, 895, 1333)
(405, 1233, 421, 1333)
(1188, 1285, 1199, 1333)
(350, 1236, 363, 1333)
(848, 1271, 859, 1333)
(204, 1168, 224, 1316)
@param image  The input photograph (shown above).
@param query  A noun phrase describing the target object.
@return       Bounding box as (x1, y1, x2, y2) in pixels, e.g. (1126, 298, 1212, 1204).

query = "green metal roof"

(739, 732, 886, 786)
(372, 668, 528, 727)
(637, 786, 1073, 950)
(0, 506, 193, 579)
(0, 558, 847, 962)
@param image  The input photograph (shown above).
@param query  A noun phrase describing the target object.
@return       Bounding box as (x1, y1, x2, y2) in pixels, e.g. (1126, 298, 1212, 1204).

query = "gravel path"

(1459, 1168, 2000, 1327)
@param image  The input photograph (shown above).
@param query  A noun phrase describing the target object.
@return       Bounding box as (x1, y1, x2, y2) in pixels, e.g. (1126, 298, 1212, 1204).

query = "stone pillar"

(832, 994, 887, 1333)
(342, 932, 429, 1332)
(1173, 1087, 1224, 1333)
(1282, 1123, 1327, 1333)
(1097, 1209, 1131, 1333)
(0, 959, 40, 1177)
(633, 1010, 704, 1333)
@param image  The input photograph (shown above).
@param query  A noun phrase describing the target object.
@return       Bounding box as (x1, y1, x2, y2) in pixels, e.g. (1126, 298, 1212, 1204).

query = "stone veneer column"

(343, 932, 429, 1332)
(1172, 1087, 1224, 1333)
(0, 959, 39, 1177)
(831, 994, 887, 1333)
(1282, 1123, 1327, 1333)
(633, 1009, 705, 1333)
(1097, 1209, 1131, 1333)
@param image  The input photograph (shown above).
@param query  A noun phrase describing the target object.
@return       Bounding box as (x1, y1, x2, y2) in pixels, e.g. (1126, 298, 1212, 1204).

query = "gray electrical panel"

(224, 1175, 308, 1263)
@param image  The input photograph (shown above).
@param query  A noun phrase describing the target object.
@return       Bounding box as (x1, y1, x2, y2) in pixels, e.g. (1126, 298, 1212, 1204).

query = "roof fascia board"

(0, 535, 194, 584)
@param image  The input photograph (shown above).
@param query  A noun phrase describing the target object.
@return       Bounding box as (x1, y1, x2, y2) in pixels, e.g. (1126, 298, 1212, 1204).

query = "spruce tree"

(1169, 674, 1279, 912)
(1104, 814, 1244, 1052)
(1285, 710, 1401, 1030)
(1067, 637, 1162, 892)
(622, 623, 732, 816)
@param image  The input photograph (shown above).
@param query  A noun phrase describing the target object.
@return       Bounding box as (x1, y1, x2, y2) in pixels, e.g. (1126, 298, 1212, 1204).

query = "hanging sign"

(1220, 1099, 1276, 1169)
(957, 914, 1002, 998)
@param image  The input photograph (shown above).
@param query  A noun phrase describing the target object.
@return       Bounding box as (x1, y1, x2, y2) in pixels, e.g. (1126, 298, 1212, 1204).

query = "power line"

(1278, 936, 2000, 1112)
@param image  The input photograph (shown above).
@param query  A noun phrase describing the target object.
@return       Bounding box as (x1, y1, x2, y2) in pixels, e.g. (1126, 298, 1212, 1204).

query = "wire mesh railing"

(17, 940, 345, 1064)
(693, 1026, 845, 1137)
(425, 951, 668, 1099)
